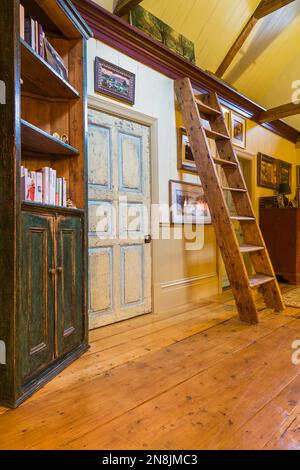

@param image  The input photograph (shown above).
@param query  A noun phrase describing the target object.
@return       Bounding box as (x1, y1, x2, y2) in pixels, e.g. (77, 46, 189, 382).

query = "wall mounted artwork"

(230, 111, 246, 149)
(94, 57, 136, 105)
(130, 5, 195, 64)
(257, 153, 278, 189)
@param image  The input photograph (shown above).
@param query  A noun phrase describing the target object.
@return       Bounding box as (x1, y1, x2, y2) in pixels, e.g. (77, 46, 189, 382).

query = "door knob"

(49, 268, 56, 275)
(56, 267, 63, 273)
(144, 235, 152, 244)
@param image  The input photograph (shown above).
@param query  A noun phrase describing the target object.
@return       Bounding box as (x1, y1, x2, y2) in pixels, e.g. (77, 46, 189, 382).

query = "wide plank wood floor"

(0, 289, 299, 450)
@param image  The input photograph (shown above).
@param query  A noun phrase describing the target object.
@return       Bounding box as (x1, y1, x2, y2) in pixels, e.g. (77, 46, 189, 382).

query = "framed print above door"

(94, 57, 136, 105)
(231, 111, 246, 149)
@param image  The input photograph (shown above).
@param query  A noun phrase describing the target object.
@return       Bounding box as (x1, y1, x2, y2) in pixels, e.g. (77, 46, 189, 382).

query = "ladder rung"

(230, 216, 256, 222)
(222, 186, 247, 193)
(213, 157, 237, 168)
(249, 275, 274, 288)
(195, 98, 221, 116)
(205, 128, 230, 141)
(240, 245, 265, 253)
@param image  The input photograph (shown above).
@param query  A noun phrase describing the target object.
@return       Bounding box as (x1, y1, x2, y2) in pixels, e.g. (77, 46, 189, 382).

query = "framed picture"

(297, 188, 300, 206)
(277, 194, 285, 208)
(231, 112, 246, 149)
(297, 166, 300, 187)
(177, 127, 196, 172)
(169, 180, 211, 225)
(257, 153, 278, 189)
(94, 58, 136, 105)
(277, 159, 292, 193)
(44, 37, 68, 81)
(130, 5, 195, 63)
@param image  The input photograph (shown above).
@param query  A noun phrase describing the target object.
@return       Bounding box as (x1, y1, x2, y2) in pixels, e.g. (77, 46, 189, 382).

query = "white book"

(62, 178, 67, 207)
(50, 168, 57, 205)
(41, 167, 50, 205)
(21, 166, 27, 200)
(35, 172, 43, 203)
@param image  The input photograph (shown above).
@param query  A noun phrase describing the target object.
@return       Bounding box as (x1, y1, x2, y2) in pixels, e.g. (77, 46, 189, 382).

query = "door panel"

(56, 216, 83, 356)
(21, 212, 55, 381)
(88, 110, 152, 329)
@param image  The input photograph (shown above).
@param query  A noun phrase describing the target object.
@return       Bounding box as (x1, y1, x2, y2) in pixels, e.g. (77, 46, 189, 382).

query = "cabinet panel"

(21, 212, 55, 381)
(56, 216, 83, 356)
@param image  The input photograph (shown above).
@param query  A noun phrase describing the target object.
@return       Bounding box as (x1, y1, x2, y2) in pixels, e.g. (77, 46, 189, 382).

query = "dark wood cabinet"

(0, 1, 92, 407)
(260, 208, 300, 285)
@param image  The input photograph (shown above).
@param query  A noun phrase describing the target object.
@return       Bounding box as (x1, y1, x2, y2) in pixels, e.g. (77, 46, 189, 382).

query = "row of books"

(20, 4, 45, 58)
(21, 167, 67, 207)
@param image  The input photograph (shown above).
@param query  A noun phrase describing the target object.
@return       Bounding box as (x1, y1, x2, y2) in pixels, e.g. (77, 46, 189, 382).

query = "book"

(35, 21, 39, 54)
(21, 166, 27, 200)
(20, 5, 25, 40)
(41, 167, 50, 204)
(49, 168, 57, 205)
(26, 171, 36, 202)
(44, 37, 68, 80)
(38, 24, 45, 58)
(24, 17, 32, 47)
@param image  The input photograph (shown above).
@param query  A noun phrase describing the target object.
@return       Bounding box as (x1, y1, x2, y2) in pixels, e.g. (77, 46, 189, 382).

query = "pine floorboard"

(0, 287, 299, 450)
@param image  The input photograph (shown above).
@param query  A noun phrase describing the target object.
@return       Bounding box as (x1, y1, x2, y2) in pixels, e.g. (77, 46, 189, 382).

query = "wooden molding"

(73, 0, 300, 144)
(216, 0, 296, 78)
(114, 0, 142, 17)
(258, 101, 300, 122)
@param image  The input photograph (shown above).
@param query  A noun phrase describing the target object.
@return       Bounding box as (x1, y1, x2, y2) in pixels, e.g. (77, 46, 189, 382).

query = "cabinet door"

(56, 216, 83, 356)
(21, 212, 55, 381)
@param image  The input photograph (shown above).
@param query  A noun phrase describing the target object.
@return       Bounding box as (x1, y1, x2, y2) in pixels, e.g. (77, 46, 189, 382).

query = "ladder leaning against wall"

(175, 78, 285, 324)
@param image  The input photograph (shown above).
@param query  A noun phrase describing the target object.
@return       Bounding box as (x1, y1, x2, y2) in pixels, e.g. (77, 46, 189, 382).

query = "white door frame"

(87, 95, 159, 324)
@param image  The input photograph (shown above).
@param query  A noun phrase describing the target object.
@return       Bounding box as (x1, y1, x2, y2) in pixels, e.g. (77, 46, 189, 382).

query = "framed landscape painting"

(94, 58, 136, 105)
(257, 153, 278, 189)
(231, 111, 246, 149)
(169, 180, 211, 225)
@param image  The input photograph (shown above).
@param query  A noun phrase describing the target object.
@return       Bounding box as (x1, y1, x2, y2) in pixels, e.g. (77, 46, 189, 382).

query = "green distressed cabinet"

(21, 208, 84, 387)
(0, 0, 92, 407)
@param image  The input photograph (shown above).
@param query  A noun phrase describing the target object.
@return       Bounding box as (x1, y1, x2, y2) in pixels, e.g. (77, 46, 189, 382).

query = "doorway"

(87, 108, 152, 329)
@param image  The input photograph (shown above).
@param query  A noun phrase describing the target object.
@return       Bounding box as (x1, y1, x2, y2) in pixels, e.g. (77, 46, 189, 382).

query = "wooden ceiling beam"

(215, 0, 296, 78)
(114, 0, 142, 17)
(258, 101, 300, 122)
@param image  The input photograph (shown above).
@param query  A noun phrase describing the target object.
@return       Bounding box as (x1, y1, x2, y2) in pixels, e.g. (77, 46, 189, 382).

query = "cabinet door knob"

(57, 267, 63, 273)
(49, 268, 56, 275)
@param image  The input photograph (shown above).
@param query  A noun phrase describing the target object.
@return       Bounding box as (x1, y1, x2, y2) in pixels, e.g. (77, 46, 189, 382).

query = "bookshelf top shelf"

(21, 39, 80, 100)
(21, 119, 80, 157)
(22, 201, 85, 217)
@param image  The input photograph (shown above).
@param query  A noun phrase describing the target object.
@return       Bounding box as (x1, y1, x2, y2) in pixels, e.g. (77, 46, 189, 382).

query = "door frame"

(87, 95, 158, 326)
(217, 148, 256, 292)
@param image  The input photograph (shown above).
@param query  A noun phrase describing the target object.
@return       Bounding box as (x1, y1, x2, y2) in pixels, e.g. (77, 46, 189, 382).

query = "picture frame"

(277, 194, 285, 208)
(277, 159, 292, 193)
(221, 106, 231, 133)
(297, 188, 300, 206)
(297, 165, 300, 187)
(169, 180, 211, 225)
(230, 111, 246, 149)
(94, 57, 136, 105)
(177, 127, 197, 173)
(257, 153, 278, 189)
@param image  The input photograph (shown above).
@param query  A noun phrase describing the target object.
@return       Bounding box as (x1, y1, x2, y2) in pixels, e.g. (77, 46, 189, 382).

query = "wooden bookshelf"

(0, 0, 92, 408)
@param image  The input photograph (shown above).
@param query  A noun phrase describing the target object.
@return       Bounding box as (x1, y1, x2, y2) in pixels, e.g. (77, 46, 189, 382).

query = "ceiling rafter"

(215, 0, 296, 78)
(114, 0, 143, 17)
(258, 101, 300, 122)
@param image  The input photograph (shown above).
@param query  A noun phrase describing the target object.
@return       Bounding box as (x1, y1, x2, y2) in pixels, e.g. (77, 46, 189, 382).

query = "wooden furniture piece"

(175, 78, 284, 324)
(0, 0, 92, 408)
(260, 208, 300, 285)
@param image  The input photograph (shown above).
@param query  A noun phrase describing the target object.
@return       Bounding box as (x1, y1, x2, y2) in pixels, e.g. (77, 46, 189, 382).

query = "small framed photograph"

(169, 180, 211, 225)
(277, 194, 285, 208)
(94, 57, 136, 105)
(221, 106, 231, 133)
(231, 111, 246, 149)
(257, 153, 278, 189)
(277, 159, 292, 193)
(44, 37, 68, 81)
(177, 127, 197, 172)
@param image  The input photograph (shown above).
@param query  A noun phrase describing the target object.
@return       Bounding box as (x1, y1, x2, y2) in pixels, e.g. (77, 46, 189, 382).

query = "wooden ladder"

(175, 78, 285, 324)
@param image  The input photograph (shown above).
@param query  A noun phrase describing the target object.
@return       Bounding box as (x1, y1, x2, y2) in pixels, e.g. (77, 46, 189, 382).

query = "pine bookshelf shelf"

(21, 38, 80, 100)
(21, 119, 80, 156)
